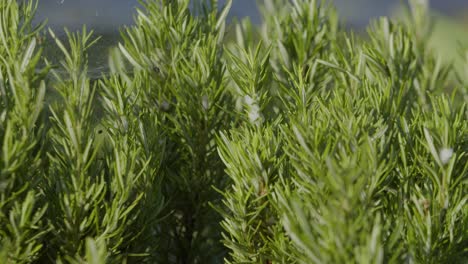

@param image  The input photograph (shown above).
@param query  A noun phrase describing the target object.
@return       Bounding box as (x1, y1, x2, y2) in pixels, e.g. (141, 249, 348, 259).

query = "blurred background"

(32, 0, 468, 74)
(33, 0, 468, 31)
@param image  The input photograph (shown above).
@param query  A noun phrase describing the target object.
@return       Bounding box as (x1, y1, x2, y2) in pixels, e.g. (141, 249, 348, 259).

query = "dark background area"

(32, 0, 468, 76)
(33, 0, 468, 32)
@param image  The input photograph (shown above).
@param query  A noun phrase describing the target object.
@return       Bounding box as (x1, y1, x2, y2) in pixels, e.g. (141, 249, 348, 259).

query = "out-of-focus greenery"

(429, 13, 468, 74)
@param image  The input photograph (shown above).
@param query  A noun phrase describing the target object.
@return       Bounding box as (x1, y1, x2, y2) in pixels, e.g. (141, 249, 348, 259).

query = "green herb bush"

(0, 0, 466, 263)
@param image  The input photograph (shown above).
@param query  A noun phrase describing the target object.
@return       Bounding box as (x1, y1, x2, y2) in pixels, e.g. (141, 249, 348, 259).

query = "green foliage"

(113, 0, 234, 262)
(0, 0, 49, 262)
(0, 0, 467, 263)
(218, 1, 467, 263)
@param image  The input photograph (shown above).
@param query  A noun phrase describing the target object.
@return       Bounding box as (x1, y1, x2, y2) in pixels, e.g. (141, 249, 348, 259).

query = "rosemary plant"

(218, 0, 467, 263)
(0, 0, 49, 262)
(114, 0, 233, 262)
(0, 0, 466, 263)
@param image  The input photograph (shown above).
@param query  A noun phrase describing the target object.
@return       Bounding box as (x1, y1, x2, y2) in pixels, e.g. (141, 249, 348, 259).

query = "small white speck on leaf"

(244, 95, 254, 106)
(202, 95, 209, 111)
(248, 104, 262, 124)
(439, 148, 453, 165)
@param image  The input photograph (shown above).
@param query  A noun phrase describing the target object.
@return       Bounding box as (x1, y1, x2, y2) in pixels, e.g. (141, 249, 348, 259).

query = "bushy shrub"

(0, 0, 466, 263)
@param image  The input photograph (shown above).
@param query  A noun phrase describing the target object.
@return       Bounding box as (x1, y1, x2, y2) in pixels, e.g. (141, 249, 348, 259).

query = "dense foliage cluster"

(0, 0, 466, 263)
